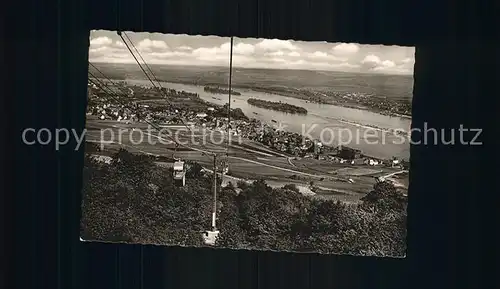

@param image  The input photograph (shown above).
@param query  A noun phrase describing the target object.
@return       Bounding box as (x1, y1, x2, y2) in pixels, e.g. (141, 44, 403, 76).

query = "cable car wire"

(88, 71, 216, 156)
(88, 62, 130, 96)
(118, 32, 166, 97)
(115, 33, 197, 135)
(95, 30, 226, 238)
(122, 32, 164, 89)
(88, 72, 128, 102)
(225, 36, 234, 157)
(89, 61, 194, 134)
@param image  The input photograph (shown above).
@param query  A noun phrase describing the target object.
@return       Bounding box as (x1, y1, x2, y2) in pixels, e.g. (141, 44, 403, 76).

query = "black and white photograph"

(81, 30, 413, 257)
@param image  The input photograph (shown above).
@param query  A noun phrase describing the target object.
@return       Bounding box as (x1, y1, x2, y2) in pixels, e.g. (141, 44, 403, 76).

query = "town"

(87, 80, 409, 173)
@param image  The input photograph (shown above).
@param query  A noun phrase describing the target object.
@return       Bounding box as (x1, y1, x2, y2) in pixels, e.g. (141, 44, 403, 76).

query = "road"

(379, 170, 408, 180)
(143, 130, 340, 180)
(90, 130, 329, 180)
(227, 155, 327, 179)
(85, 118, 407, 199)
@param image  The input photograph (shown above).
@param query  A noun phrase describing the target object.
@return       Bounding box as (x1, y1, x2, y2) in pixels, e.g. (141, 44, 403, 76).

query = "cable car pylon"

(202, 37, 234, 245)
(217, 36, 234, 195)
(114, 30, 231, 246)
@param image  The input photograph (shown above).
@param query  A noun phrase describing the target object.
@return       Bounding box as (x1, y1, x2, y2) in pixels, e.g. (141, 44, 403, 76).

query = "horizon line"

(89, 61, 414, 77)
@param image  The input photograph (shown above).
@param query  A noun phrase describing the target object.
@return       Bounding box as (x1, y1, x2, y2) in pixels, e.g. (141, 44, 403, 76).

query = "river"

(125, 79, 411, 160)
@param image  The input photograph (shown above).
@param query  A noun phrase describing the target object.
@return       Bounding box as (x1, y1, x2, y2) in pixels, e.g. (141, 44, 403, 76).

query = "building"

(365, 159, 380, 166)
(338, 145, 362, 160)
(391, 158, 401, 168)
(202, 230, 219, 246)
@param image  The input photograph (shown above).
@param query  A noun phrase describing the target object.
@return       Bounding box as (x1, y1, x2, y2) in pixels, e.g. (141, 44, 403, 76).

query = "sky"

(89, 30, 415, 75)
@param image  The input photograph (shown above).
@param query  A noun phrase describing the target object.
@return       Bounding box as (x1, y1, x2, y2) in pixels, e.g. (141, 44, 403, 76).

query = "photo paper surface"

(81, 30, 413, 257)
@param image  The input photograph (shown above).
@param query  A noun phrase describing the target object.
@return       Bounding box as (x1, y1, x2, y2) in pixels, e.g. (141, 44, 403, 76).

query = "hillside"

(80, 149, 407, 257)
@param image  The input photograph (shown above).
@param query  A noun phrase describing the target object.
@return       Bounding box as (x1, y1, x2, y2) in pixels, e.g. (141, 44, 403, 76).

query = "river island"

(247, 98, 308, 114)
(204, 86, 241, 95)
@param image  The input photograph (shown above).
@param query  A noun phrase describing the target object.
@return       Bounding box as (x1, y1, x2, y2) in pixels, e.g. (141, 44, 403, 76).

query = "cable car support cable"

(122, 32, 164, 89)
(88, 70, 215, 156)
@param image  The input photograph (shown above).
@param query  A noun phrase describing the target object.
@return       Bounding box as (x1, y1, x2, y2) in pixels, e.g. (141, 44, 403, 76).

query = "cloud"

(361, 54, 381, 68)
(266, 51, 285, 57)
(191, 46, 231, 63)
(232, 43, 255, 55)
(89, 36, 132, 62)
(361, 54, 411, 74)
(137, 39, 169, 52)
(255, 39, 299, 52)
(401, 57, 414, 64)
(361, 54, 396, 70)
(332, 43, 359, 55)
(310, 51, 328, 58)
(90, 37, 112, 47)
(88, 31, 414, 74)
(307, 51, 347, 62)
(150, 51, 191, 58)
(219, 42, 257, 55)
(380, 60, 396, 68)
(89, 46, 109, 54)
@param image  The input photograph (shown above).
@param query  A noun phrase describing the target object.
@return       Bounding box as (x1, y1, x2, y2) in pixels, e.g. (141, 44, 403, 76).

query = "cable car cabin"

(218, 159, 229, 175)
(202, 230, 219, 246)
(222, 163, 229, 174)
(173, 161, 186, 187)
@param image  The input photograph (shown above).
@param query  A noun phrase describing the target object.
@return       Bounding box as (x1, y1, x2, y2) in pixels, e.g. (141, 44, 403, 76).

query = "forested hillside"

(80, 149, 407, 257)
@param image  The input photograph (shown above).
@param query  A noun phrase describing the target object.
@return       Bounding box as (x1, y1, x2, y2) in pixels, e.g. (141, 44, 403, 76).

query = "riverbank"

(101, 78, 410, 160)
(171, 80, 411, 119)
(90, 62, 412, 119)
(332, 117, 409, 137)
(244, 86, 412, 119)
(333, 102, 412, 119)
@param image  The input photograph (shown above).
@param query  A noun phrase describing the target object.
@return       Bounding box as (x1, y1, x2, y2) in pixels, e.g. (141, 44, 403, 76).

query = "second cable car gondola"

(221, 161, 229, 175)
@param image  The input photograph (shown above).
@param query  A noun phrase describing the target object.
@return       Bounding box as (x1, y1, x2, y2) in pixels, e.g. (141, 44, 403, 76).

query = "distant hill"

(89, 62, 414, 100)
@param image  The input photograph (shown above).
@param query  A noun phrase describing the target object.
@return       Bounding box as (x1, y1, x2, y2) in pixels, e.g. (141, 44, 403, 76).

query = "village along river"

(125, 79, 411, 160)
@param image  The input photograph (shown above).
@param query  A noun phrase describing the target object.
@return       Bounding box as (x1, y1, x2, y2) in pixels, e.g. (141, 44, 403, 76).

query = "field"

(86, 62, 411, 201)
(85, 116, 407, 201)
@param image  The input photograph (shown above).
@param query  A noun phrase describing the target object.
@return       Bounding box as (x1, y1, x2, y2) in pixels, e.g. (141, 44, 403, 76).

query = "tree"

(234, 180, 312, 251)
(186, 161, 204, 179)
(215, 185, 246, 247)
(283, 183, 299, 193)
(81, 149, 407, 256)
(361, 180, 407, 212)
(236, 179, 249, 190)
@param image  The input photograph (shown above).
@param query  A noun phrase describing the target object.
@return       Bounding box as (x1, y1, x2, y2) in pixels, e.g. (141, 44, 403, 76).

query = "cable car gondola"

(107, 32, 233, 246)
(173, 160, 186, 187)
